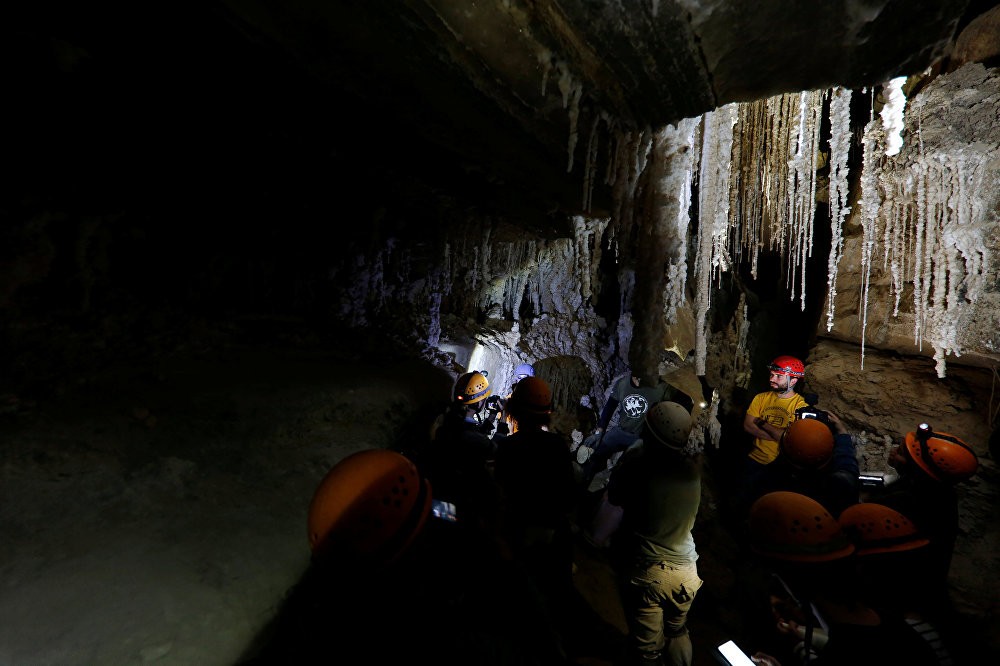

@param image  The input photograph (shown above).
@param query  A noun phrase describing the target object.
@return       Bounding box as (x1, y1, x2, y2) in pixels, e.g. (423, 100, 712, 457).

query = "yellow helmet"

(454, 371, 491, 406)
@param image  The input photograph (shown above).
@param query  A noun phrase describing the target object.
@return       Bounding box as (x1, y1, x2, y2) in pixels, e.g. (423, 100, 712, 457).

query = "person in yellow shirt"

(737, 355, 808, 513)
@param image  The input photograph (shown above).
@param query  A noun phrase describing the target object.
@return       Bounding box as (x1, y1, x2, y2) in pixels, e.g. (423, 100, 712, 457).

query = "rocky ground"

(1, 328, 996, 665)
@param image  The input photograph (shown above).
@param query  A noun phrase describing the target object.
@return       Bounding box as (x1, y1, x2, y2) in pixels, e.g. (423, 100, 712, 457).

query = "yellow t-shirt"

(746, 391, 808, 463)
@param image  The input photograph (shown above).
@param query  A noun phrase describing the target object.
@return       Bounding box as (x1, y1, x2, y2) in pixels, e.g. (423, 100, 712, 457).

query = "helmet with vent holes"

(838, 502, 929, 556)
(307, 449, 431, 565)
(768, 355, 805, 378)
(748, 491, 854, 562)
(454, 371, 491, 406)
(902, 424, 978, 483)
(645, 401, 693, 450)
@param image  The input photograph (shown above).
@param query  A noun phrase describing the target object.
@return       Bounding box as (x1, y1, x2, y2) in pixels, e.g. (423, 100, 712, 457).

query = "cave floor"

(5, 332, 979, 665)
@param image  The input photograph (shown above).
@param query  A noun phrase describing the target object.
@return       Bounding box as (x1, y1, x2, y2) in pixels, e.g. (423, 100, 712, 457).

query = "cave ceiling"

(11, 1, 996, 228)
(208, 0, 986, 220)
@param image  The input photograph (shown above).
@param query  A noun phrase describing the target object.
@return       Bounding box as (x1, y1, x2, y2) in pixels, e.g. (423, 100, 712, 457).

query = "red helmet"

(768, 355, 805, 378)
(902, 425, 978, 483)
(748, 491, 854, 563)
(307, 449, 432, 565)
(838, 503, 929, 556)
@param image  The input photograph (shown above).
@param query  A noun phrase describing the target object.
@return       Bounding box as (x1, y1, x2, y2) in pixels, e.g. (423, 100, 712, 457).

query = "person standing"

(489, 362, 538, 439)
(576, 372, 692, 486)
(737, 356, 809, 513)
(417, 370, 502, 537)
(605, 401, 703, 666)
(239, 448, 568, 665)
(493, 376, 578, 648)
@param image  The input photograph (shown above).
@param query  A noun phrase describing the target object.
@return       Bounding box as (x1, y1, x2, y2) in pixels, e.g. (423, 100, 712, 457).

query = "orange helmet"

(748, 491, 855, 563)
(838, 502, 929, 556)
(307, 449, 432, 565)
(645, 401, 693, 450)
(768, 355, 805, 378)
(781, 418, 834, 468)
(454, 371, 491, 405)
(903, 424, 978, 483)
(508, 376, 553, 415)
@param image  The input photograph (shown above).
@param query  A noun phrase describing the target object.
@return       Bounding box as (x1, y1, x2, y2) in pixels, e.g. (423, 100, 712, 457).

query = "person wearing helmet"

(737, 355, 810, 515)
(487, 362, 539, 439)
(602, 401, 703, 666)
(869, 423, 979, 615)
(417, 370, 503, 533)
(746, 491, 949, 666)
(752, 411, 860, 517)
(838, 503, 956, 666)
(514, 362, 536, 381)
(576, 371, 693, 490)
(493, 376, 579, 650)
(241, 448, 569, 665)
(445, 368, 505, 438)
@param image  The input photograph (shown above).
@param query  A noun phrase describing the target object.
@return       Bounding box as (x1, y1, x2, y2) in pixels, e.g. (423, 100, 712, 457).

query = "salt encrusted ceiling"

(215, 0, 987, 217)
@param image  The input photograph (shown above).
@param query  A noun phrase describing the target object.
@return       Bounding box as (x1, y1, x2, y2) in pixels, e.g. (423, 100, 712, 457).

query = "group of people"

(728, 354, 981, 666)
(249, 352, 981, 666)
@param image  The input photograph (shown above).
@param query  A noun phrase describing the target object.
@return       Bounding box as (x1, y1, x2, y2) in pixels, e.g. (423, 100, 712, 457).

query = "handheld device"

(431, 499, 458, 522)
(715, 639, 756, 666)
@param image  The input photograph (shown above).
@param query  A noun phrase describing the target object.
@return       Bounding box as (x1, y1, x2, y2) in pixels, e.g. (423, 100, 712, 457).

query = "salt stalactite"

(765, 94, 796, 259)
(855, 66, 997, 378)
(731, 92, 822, 288)
(826, 86, 853, 330)
(731, 100, 770, 279)
(785, 91, 824, 311)
(856, 116, 883, 370)
(556, 60, 584, 173)
(661, 118, 699, 325)
(538, 48, 553, 97)
(573, 214, 610, 304)
(735, 294, 751, 388)
(910, 154, 990, 377)
(609, 129, 654, 246)
(880, 76, 908, 157)
(694, 104, 738, 375)
(583, 112, 614, 211)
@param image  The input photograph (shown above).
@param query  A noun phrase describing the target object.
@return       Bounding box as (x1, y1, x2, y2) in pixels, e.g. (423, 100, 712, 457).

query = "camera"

(485, 395, 505, 412)
(795, 393, 830, 425)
